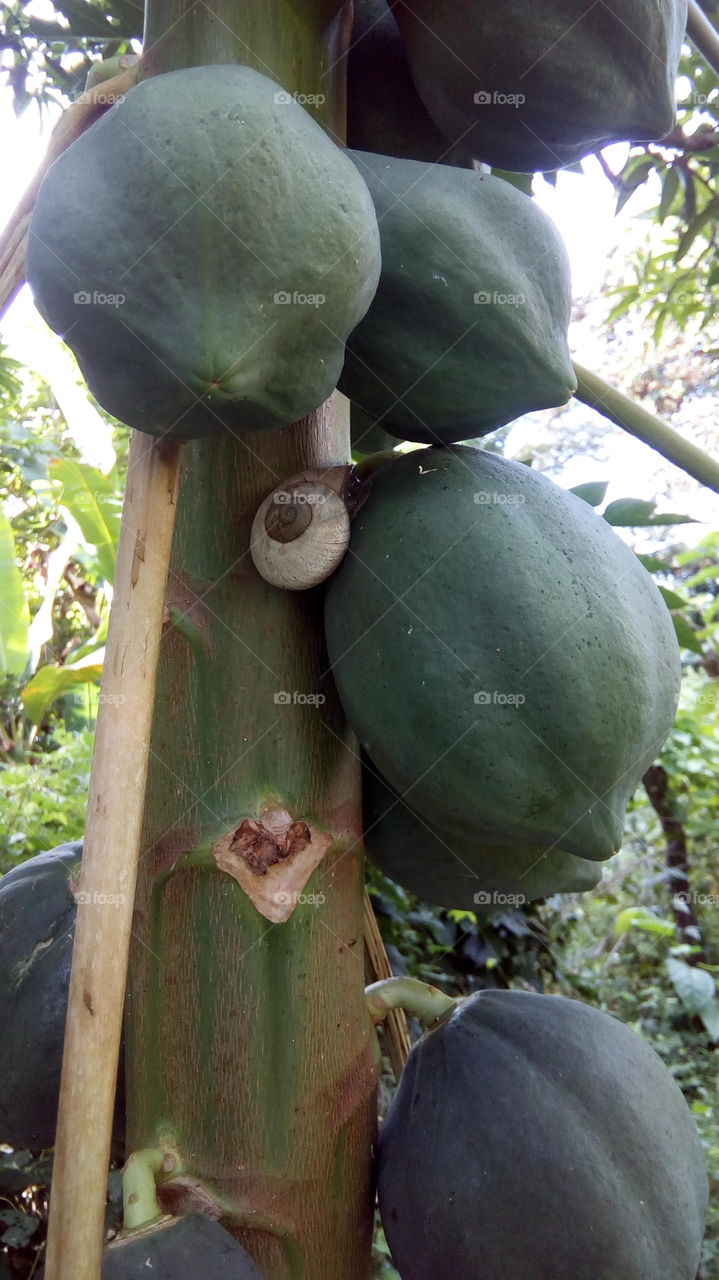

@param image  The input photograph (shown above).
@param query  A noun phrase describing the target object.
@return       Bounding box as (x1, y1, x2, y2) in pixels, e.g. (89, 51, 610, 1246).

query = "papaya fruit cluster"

(14, 3, 703, 1277)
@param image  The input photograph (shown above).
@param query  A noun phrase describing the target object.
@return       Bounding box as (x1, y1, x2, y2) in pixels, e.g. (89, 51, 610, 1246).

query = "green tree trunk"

(126, 5, 377, 1277)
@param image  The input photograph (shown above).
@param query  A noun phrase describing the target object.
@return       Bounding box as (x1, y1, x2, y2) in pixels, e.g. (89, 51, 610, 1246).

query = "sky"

(1, 72, 718, 530)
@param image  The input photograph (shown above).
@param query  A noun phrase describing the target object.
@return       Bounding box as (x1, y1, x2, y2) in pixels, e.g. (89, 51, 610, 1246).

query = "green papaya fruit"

(103, 1214, 265, 1279)
(325, 447, 680, 863)
(362, 756, 601, 909)
(347, 0, 474, 166)
(377, 989, 707, 1279)
(0, 842, 125, 1148)
(339, 153, 575, 444)
(27, 65, 381, 439)
(391, 0, 686, 172)
(350, 405, 398, 455)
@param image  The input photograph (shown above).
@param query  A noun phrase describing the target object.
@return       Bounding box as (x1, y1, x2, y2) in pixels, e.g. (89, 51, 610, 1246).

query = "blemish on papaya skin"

(84, 989, 96, 1015)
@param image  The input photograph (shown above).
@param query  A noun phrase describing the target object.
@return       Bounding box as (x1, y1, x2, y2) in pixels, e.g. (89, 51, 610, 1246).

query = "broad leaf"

(614, 907, 675, 938)
(570, 481, 608, 507)
(0, 505, 30, 678)
(49, 459, 121, 583)
(22, 650, 104, 727)
(672, 615, 704, 655)
(667, 957, 719, 1038)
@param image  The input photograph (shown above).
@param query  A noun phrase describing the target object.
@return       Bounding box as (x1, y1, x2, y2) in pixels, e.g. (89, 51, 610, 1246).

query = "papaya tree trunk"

(125, 5, 377, 1278)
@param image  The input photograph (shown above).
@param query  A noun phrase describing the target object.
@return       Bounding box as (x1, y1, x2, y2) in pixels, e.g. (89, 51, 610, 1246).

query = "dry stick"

(573, 362, 719, 495)
(44, 433, 182, 1280)
(363, 892, 412, 1079)
(687, 0, 719, 77)
(0, 60, 140, 319)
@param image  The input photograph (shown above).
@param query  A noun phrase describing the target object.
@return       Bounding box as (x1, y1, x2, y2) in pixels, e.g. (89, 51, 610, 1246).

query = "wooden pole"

(44, 434, 182, 1280)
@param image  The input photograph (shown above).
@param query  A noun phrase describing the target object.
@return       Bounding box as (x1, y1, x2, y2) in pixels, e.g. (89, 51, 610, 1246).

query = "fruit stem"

(121, 1146, 181, 1233)
(573, 362, 719, 494)
(365, 978, 457, 1028)
(687, 0, 719, 78)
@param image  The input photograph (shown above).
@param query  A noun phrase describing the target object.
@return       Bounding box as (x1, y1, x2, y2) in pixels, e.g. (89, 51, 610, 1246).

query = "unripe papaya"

(391, 0, 686, 172)
(347, 0, 474, 166)
(362, 758, 601, 910)
(339, 153, 575, 444)
(0, 842, 125, 1148)
(27, 65, 380, 439)
(103, 1214, 264, 1279)
(378, 989, 707, 1279)
(325, 448, 680, 864)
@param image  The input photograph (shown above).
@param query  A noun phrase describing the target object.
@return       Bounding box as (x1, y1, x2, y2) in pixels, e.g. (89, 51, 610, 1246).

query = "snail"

(250, 465, 362, 590)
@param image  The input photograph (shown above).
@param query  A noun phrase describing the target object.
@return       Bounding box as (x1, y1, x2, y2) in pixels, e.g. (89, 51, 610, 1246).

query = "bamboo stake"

(687, 0, 719, 77)
(44, 432, 182, 1280)
(0, 58, 139, 319)
(573, 362, 719, 495)
(363, 891, 411, 1079)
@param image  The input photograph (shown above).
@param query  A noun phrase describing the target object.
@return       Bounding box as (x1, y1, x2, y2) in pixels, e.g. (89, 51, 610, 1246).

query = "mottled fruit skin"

(103, 1214, 265, 1279)
(378, 989, 708, 1280)
(391, 0, 686, 172)
(27, 65, 381, 439)
(0, 842, 125, 1148)
(325, 448, 680, 862)
(347, 0, 474, 167)
(362, 757, 601, 910)
(340, 154, 575, 443)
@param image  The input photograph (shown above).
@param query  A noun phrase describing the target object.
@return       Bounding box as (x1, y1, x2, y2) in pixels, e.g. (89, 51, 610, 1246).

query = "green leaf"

(603, 498, 694, 527)
(603, 498, 657, 525)
(657, 585, 690, 611)
(570, 481, 609, 507)
(0, 504, 30, 679)
(615, 158, 656, 214)
(614, 907, 676, 938)
(49, 459, 121, 583)
(491, 169, 534, 195)
(667, 957, 719, 1037)
(658, 166, 681, 222)
(636, 553, 671, 572)
(672, 614, 704, 655)
(22, 651, 104, 727)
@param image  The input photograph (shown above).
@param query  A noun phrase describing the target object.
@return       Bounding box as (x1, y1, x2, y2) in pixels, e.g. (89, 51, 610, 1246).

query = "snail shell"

(250, 468, 352, 590)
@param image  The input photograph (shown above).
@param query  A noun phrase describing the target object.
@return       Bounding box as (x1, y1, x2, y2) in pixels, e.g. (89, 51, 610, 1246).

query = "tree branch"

(688, 0, 719, 78)
(643, 764, 706, 963)
(573, 363, 719, 494)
